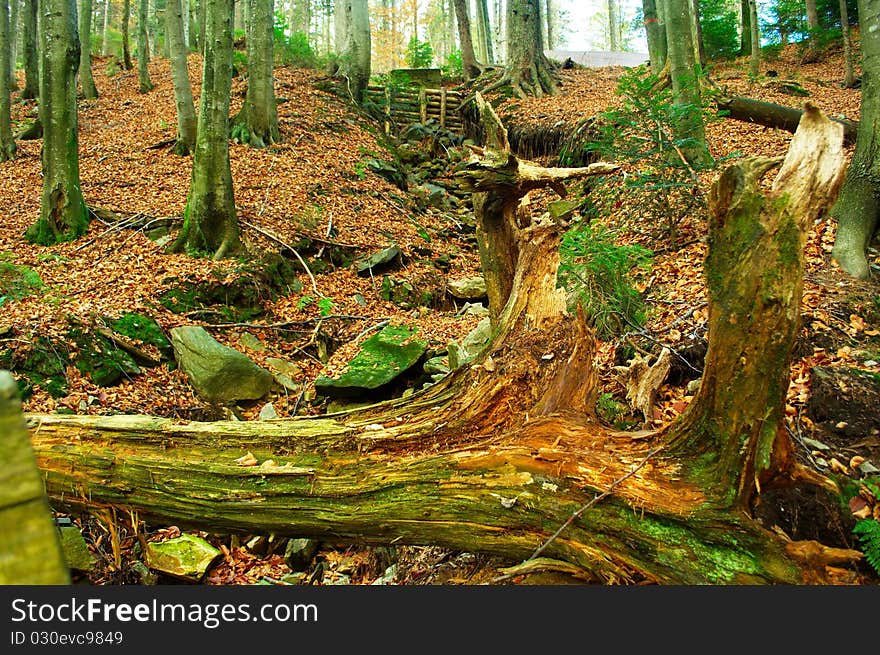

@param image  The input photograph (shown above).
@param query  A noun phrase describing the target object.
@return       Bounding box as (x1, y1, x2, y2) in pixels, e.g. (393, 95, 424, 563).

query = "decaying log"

(26, 103, 859, 585)
(716, 95, 859, 145)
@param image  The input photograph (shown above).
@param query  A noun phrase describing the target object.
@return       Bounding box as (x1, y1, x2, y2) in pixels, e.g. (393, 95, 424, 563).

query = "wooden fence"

(363, 85, 465, 135)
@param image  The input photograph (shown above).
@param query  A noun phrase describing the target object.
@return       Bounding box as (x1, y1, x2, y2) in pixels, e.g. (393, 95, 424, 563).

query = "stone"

(548, 199, 580, 224)
(314, 325, 427, 399)
(239, 332, 266, 352)
(448, 318, 493, 370)
(356, 245, 402, 276)
(284, 538, 320, 571)
(265, 357, 302, 392)
(57, 525, 96, 573)
(447, 276, 488, 301)
(457, 302, 490, 318)
(423, 356, 450, 376)
(258, 402, 278, 420)
(145, 533, 221, 581)
(170, 326, 273, 404)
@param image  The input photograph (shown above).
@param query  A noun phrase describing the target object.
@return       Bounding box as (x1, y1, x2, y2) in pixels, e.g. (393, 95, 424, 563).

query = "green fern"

(853, 519, 880, 574)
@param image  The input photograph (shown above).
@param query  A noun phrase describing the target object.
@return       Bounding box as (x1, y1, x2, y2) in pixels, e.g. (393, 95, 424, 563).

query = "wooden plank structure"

(364, 84, 465, 135)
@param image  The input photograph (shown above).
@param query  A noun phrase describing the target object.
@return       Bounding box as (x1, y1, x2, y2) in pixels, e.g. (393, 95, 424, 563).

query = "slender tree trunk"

(170, 0, 239, 259)
(665, 0, 709, 165)
(452, 0, 480, 79)
(337, 0, 369, 103)
(474, 0, 489, 63)
(138, 0, 153, 90)
(21, 0, 37, 97)
(101, 0, 111, 55)
(739, 0, 751, 56)
(78, 0, 99, 98)
(25, 0, 89, 245)
(0, 0, 16, 160)
(182, 0, 190, 46)
(608, 0, 619, 51)
(166, 0, 197, 155)
(122, 0, 133, 68)
(544, 0, 553, 50)
(0, 372, 70, 585)
(830, 0, 880, 279)
(232, 0, 279, 147)
(805, 0, 819, 29)
(643, 0, 666, 71)
(9, 0, 19, 90)
(749, 0, 760, 77)
(839, 0, 855, 88)
(692, 0, 706, 66)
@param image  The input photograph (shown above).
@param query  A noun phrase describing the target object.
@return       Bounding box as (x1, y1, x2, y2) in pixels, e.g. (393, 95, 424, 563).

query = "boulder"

(448, 318, 493, 370)
(171, 326, 273, 404)
(356, 245, 402, 276)
(57, 524, 96, 573)
(314, 325, 427, 399)
(447, 276, 487, 301)
(145, 534, 221, 581)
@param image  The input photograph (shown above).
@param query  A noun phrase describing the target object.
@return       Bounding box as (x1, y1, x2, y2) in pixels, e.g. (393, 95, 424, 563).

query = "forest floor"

(1, 41, 878, 586)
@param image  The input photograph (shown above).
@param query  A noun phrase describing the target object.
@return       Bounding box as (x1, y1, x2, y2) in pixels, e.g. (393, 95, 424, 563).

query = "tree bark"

(138, 0, 154, 91)
(476, 0, 494, 64)
(9, 0, 19, 91)
(830, 0, 880, 280)
(0, 372, 69, 584)
(0, 0, 16, 161)
(122, 0, 134, 69)
(169, 0, 240, 259)
(643, 0, 666, 72)
(544, 0, 553, 50)
(839, 0, 855, 89)
(739, 0, 751, 56)
(101, 0, 111, 56)
(337, 0, 370, 104)
(333, 0, 347, 54)
(453, 0, 480, 80)
(232, 0, 279, 148)
(28, 105, 857, 585)
(665, 0, 710, 165)
(25, 0, 89, 245)
(79, 0, 100, 98)
(21, 0, 37, 97)
(608, 0, 619, 51)
(166, 0, 197, 155)
(748, 0, 759, 78)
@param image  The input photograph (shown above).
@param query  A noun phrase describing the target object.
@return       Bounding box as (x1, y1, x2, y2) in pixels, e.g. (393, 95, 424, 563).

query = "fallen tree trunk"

(716, 95, 859, 145)
(26, 104, 860, 585)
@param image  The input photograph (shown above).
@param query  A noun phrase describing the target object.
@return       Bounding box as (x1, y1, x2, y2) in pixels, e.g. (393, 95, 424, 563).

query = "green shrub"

(405, 37, 434, 68)
(699, 0, 739, 60)
(558, 222, 652, 339)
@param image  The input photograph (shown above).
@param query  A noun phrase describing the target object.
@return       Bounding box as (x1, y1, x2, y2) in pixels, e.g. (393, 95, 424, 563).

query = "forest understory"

(2, 40, 879, 585)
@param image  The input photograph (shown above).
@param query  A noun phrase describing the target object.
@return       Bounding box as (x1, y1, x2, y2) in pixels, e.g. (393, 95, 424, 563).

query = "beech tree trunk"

(839, 0, 856, 88)
(739, 0, 751, 56)
(138, 0, 153, 91)
(830, 0, 880, 280)
(0, 0, 15, 161)
(27, 102, 858, 585)
(169, 0, 239, 259)
(231, 0, 279, 148)
(21, 0, 37, 98)
(122, 0, 133, 69)
(79, 0, 99, 98)
(665, 0, 710, 165)
(748, 0, 759, 77)
(608, 0, 619, 51)
(0, 373, 69, 584)
(166, 0, 197, 155)
(8, 0, 18, 91)
(337, 0, 370, 103)
(101, 0, 111, 55)
(453, 0, 480, 80)
(487, 0, 557, 98)
(643, 0, 666, 72)
(25, 0, 89, 245)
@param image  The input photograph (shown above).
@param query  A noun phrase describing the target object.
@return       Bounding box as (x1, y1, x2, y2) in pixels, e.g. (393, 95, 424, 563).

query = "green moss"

(0, 336, 68, 399)
(109, 313, 172, 359)
(70, 328, 141, 387)
(0, 263, 43, 303)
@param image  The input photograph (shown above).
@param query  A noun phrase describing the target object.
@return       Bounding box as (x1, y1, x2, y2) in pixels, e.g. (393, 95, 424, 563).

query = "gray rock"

(284, 538, 320, 571)
(448, 276, 488, 301)
(457, 302, 490, 318)
(171, 326, 273, 404)
(448, 318, 493, 370)
(356, 245, 402, 276)
(423, 356, 450, 375)
(145, 534, 221, 581)
(258, 402, 278, 420)
(314, 325, 427, 399)
(57, 525, 96, 573)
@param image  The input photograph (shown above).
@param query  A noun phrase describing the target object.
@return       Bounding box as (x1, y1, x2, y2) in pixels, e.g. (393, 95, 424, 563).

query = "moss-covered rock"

(70, 328, 141, 387)
(0, 336, 68, 399)
(0, 262, 43, 302)
(109, 312, 172, 360)
(144, 534, 221, 581)
(314, 325, 427, 399)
